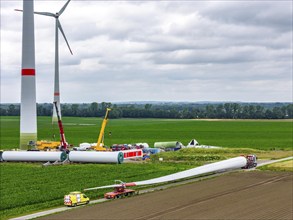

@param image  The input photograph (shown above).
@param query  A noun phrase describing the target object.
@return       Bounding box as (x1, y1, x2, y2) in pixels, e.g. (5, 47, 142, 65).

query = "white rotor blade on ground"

(59, 0, 71, 16)
(57, 19, 73, 55)
(84, 156, 247, 191)
(84, 184, 122, 191)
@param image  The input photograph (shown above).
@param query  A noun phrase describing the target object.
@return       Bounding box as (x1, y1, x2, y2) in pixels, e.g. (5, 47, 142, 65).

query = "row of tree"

(1, 102, 292, 119)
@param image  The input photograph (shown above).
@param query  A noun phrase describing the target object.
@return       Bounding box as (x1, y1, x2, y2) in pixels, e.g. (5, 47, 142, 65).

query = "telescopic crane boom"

(94, 108, 111, 151)
(53, 101, 68, 150)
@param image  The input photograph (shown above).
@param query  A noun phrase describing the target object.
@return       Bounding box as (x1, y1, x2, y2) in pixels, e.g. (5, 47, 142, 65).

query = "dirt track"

(41, 171, 293, 220)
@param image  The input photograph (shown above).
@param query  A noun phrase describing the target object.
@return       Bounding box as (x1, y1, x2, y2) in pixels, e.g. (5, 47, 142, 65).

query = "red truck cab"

(242, 154, 257, 169)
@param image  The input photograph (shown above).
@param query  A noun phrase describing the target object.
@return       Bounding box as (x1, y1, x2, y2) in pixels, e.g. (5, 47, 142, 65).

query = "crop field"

(0, 116, 292, 219)
(1, 116, 292, 150)
(0, 162, 196, 219)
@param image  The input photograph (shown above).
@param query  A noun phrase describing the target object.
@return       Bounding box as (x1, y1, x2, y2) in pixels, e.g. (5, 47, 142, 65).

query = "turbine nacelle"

(15, 0, 72, 55)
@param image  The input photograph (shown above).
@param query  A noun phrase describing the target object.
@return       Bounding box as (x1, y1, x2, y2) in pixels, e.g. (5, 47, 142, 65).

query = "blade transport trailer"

(84, 155, 257, 195)
(104, 180, 136, 199)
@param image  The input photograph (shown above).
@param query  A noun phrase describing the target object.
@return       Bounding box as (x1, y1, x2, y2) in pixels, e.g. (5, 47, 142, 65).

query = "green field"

(0, 116, 292, 219)
(1, 116, 292, 150)
(0, 162, 195, 219)
(259, 159, 293, 172)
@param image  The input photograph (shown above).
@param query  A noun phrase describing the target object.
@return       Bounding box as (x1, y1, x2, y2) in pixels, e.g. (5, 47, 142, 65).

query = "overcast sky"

(1, 0, 292, 103)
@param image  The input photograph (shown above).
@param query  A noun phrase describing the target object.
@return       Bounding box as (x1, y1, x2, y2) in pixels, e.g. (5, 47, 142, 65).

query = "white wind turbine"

(18, 0, 73, 123)
(36, 0, 73, 123)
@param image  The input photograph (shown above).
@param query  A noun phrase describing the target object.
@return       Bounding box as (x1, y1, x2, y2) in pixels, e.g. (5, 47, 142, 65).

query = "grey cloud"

(1, 1, 292, 103)
(202, 2, 292, 32)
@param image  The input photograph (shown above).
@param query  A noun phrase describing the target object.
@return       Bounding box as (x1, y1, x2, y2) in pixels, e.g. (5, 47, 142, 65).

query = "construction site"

(1, 0, 292, 220)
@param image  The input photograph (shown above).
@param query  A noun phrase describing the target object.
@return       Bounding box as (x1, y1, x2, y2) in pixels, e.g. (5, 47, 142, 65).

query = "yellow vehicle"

(36, 140, 60, 151)
(64, 192, 90, 207)
(93, 108, 111, 151)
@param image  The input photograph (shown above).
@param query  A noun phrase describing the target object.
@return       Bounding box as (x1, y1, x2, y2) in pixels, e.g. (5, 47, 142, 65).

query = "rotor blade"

(84, 184, 122, 191)
(16, 9, 55, 18)
(34, 11, 56, 17)
(58, 0, 71, 16)
(15, 9, 55, 18)
(57, 19, 73, 55)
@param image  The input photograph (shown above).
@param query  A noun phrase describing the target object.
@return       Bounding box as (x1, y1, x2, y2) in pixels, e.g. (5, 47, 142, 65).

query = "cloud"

(1, 0, 292, 103)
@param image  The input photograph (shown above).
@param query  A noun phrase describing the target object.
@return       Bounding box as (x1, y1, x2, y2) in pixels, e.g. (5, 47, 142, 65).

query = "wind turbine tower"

(34, 0, 73, 123)
(20, 0, 37, 149)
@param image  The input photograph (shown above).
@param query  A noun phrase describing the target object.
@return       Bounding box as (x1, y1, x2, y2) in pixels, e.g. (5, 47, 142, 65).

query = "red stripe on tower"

(22, 69, 35, 76)
(54, 92, 60, 96)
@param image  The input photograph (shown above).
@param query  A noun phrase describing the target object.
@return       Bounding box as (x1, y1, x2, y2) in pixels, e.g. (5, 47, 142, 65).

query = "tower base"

(20, 133, 37, 150)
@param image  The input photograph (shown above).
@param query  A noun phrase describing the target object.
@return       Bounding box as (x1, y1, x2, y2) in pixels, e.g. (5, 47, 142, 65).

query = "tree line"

(1, 102, 292, 119)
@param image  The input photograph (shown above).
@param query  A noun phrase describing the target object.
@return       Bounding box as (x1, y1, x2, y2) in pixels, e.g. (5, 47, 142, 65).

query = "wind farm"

(0, 1, 292, 220)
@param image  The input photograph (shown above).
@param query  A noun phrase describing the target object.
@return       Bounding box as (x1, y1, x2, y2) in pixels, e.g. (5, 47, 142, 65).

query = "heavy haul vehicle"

(64, 192, 90, 207)
(83, 155, 258, 202)
(104, 180, 136, 199)
(242, 154, 257, 169)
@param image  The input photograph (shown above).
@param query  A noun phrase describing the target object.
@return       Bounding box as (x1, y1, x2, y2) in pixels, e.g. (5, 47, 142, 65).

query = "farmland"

(39, 171, 293, 220)
(0, 162, 195, 219)
(0, 116, 292, 219)
(1, 116, 292, 150)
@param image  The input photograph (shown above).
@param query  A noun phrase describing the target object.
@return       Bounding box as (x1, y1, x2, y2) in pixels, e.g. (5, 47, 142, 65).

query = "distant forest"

(1, 102, 292, 119)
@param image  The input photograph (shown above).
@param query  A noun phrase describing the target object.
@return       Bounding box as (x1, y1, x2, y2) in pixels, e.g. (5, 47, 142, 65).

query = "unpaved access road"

(40, 171, 293, 220)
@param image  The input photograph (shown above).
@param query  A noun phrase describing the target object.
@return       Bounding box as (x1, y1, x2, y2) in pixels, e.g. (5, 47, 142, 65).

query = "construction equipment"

(241, 154, 257, 169)
(93, 108, 111, 151)
(84, 155, 256, 193)
(64, 192, 90, 207)
(104, 180, 136, 199)
(53, 101, 68, 151)
(35, 102, 68, 151)
(36, 140, 61, 151)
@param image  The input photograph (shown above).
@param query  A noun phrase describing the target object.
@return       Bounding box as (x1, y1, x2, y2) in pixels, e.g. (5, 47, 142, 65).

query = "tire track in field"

(135, 173, 291, 220)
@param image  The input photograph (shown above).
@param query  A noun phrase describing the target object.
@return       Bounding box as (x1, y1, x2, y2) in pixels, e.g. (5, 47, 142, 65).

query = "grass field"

(1, 116, 292, 150)
(0, 116, 292, 219)
(259, 159, 293, 172)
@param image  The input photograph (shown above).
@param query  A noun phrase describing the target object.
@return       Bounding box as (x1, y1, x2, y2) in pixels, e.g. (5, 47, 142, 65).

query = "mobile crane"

(35, 102, 68, 151)
(93, 108, 111, 151)
(53, 101, 68, 151)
